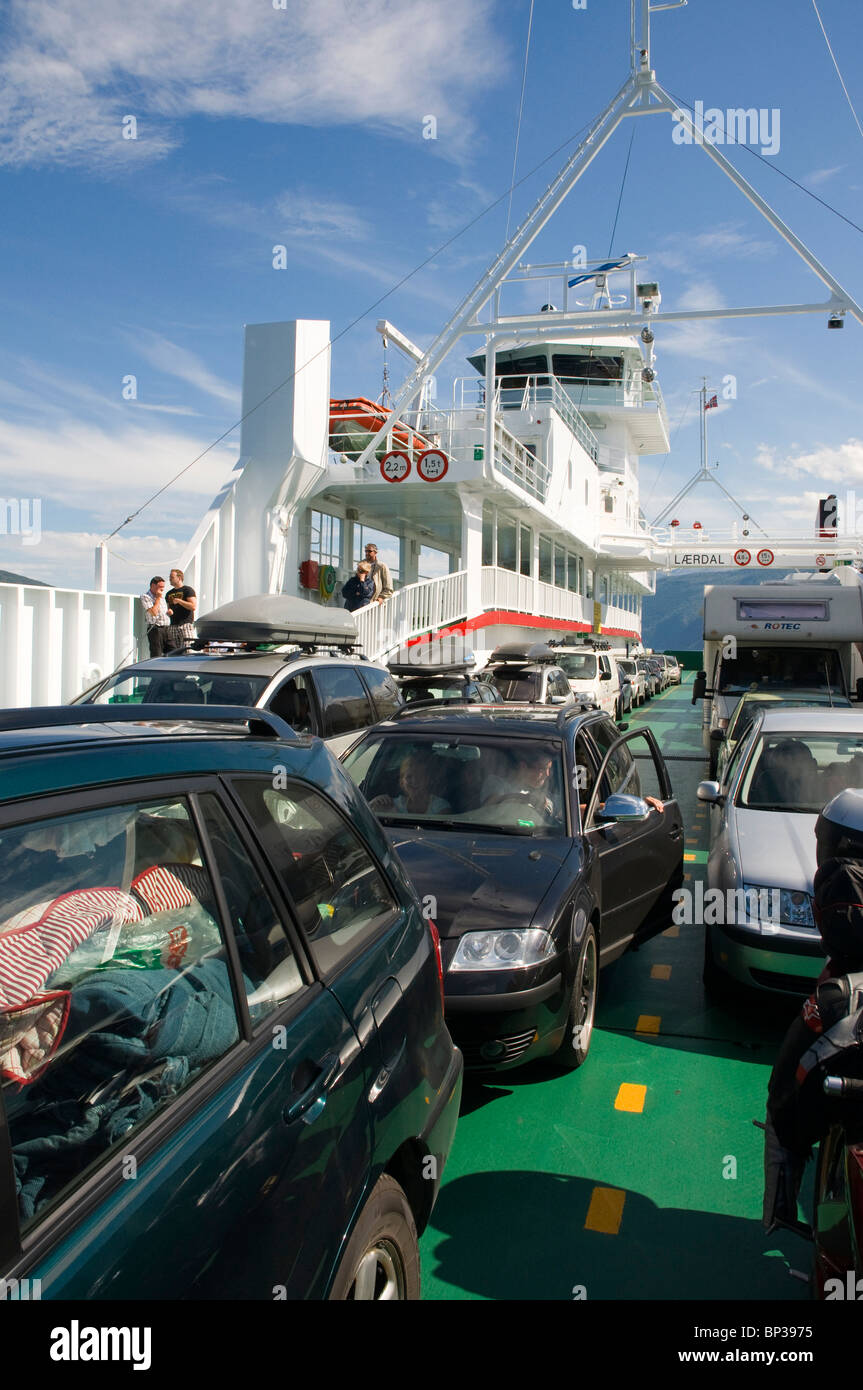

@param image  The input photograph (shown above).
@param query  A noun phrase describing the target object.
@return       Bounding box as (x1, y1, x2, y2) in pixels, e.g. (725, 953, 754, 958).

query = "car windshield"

(738, 730, 863, 811)
(718, 646, 844, 696)
(342, 735, 567, 836)
(617, 660, 635, 676)
(490, 671, 541, 701)
(86, 670, 270, 707)
(555, 654, 597, 679)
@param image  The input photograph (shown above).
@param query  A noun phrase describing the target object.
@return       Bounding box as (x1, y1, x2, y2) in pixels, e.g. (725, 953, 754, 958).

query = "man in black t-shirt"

(165, 567, 197, 650)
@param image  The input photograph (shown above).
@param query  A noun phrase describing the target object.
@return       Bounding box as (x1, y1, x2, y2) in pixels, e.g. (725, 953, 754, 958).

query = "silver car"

(697, 708, 863, 994)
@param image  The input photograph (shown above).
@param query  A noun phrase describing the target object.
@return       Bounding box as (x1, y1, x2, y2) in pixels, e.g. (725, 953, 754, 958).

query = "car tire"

(328, 1174, 420, 1300)
(553, 920, 598, 1070)
(702, 927, 736, 1000)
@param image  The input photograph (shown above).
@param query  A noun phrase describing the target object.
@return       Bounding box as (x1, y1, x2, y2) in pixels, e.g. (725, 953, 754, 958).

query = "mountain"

(0, 569, 46, 586)
(642, 568, 794, 652)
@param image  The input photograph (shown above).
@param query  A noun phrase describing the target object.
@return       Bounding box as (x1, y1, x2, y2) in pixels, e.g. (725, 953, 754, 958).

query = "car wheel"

(328, 1174, 420, 1300)
(554, 920, 598, 1070)
(702, 927, 736, 1000)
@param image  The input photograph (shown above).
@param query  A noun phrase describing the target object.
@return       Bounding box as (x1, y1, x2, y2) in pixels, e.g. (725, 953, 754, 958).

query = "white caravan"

(693, 570, 863, 764)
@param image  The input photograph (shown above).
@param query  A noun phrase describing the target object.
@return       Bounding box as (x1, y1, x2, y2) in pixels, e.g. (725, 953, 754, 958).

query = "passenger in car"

(369, 754, 451, 816)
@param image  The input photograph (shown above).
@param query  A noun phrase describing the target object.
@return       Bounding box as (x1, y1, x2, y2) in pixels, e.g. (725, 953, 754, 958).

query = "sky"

(0, 0, 862, 592)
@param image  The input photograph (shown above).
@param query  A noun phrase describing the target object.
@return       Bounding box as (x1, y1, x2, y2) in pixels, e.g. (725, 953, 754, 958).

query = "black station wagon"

(0, 706, 461, 1300)
(343, 705, 683, 1072)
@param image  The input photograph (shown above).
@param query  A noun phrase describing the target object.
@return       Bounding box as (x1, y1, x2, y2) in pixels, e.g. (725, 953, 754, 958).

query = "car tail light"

(427, 917, 445, 1012)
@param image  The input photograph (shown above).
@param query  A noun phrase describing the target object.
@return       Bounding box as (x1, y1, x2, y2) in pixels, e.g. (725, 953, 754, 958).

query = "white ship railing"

(0, 582, 143, 708)
(353, 565, 640, 661)
(353, 570, 469, 661)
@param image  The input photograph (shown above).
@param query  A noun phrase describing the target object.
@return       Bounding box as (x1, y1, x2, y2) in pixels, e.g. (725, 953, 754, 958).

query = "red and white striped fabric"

(0, 888, 143, 1010)
(131, 864, 208, 913)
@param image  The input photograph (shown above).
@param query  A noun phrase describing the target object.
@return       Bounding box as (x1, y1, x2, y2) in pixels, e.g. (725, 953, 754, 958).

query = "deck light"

(828, 313, 845, 329)
(640, 327, 654, 344)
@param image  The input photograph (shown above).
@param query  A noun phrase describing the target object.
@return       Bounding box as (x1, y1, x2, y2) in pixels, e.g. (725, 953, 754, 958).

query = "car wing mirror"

(696, 779, 724, 805)
(692, 671, 707, 703)
(596, 793, 650, 823)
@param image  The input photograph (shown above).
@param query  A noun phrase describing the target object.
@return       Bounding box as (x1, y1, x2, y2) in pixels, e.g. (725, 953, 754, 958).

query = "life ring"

(319, 564, 337, 600)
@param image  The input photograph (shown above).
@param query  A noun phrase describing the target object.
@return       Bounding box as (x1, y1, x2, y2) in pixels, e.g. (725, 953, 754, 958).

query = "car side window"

(311, 666, 376, 738)
(588, 720, 640, 799)
(196, 794, 307, 1020)
(268, 672, 314, 735)
(230, 779, 400, 975)
(361, 667, 402, 721)
(0, 798, 240, 1229)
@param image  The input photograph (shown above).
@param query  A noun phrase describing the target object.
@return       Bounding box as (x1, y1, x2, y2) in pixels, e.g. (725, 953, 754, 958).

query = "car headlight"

(743, 883, 814, 929)
(449, 928, 556, 971)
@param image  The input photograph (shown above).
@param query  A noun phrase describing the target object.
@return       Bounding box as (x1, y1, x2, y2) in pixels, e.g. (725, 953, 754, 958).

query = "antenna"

(631, 0, 687, 75)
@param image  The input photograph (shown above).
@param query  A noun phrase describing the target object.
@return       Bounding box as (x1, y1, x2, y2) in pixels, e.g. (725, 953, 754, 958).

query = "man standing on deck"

(363, 543, 393, 605)
(165, 567, 197, 651)
(140, 575, 170, 658)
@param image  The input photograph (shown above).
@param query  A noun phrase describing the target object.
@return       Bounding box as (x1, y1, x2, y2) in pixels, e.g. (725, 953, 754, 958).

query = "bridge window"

(551, 354, 623, 382)
(586, 568, 594, 599)
(310, 510, 342, 568)
(567, 553, 578, 593)
(495, 353, 549, 389)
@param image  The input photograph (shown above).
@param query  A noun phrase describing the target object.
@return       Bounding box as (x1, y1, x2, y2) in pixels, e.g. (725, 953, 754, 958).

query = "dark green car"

(0, 706, 461, 1300)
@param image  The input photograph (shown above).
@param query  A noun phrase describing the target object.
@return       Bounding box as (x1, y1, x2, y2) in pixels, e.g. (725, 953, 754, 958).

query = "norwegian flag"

(704, 394, 718, 410)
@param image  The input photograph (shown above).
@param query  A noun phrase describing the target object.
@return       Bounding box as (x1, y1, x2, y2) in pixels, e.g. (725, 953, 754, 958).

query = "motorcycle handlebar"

(823, 1076, 863, 1097)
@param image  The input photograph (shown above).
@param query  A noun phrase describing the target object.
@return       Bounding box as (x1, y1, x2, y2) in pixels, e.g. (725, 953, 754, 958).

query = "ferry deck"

(419, 673, 811, 1302)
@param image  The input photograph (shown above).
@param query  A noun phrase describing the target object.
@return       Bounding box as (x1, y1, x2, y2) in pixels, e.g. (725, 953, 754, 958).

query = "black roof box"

(490, 642, 557, 665)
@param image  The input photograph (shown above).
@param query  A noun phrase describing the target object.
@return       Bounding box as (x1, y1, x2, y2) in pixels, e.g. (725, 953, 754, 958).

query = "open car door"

(583, 726, 683, 957)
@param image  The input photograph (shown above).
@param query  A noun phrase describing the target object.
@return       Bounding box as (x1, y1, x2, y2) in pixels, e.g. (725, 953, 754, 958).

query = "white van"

(549, 642, 622, 717)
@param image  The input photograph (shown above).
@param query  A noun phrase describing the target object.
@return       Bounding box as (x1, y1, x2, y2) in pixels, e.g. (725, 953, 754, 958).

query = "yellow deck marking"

(636, 1014, 661, 1034)
(614, 1083, 647, 1113)
(651, 963, 672, 980)
(683, 872, 692, 881)
(663, 924, 680, 938)
(584, 1186, 626, 1235)
(684, 852, 696, 862)
(685, 838, 698, 845)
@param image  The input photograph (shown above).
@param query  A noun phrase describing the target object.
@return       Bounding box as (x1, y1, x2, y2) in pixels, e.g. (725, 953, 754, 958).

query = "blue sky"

(0, 0, 862, 591)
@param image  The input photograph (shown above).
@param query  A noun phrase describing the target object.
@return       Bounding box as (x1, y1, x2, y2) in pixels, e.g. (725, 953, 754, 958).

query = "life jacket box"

(299, 560, 320, 589)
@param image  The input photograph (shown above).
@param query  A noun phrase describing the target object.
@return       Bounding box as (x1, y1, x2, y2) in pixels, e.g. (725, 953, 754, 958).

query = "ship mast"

(352, 0, 863, 475)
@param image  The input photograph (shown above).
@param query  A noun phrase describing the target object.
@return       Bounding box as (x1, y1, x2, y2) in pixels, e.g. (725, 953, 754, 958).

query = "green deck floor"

(420, 675, 813, 1300)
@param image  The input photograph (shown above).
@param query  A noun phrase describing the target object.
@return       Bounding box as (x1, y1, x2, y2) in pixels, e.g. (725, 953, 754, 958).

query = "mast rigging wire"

(504, 0, 536, 243)
(810, 0, 863, 146)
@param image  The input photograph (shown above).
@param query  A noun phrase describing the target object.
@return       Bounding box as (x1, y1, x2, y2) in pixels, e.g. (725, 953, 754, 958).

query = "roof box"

(195, 594, 358, 648)
(491, 642, 557, 665)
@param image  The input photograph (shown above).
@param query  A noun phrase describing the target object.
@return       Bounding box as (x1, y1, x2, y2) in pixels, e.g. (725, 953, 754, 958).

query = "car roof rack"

(0, 705, 299, 741)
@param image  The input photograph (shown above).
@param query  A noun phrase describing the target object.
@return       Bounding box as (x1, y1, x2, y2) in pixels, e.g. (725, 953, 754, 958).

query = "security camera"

(642, 367, 655, 383)
(640, 327, 654, 344)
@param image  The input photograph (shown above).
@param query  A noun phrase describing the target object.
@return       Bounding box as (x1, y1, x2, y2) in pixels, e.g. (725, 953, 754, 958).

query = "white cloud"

(755, 438, 863, 485)
(0, 414, 238, 530)
(805, 166, 844, 186)
(129, 330, 241, 408)
(0, 0, 507, 170)
(0, 529, 186, 594)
